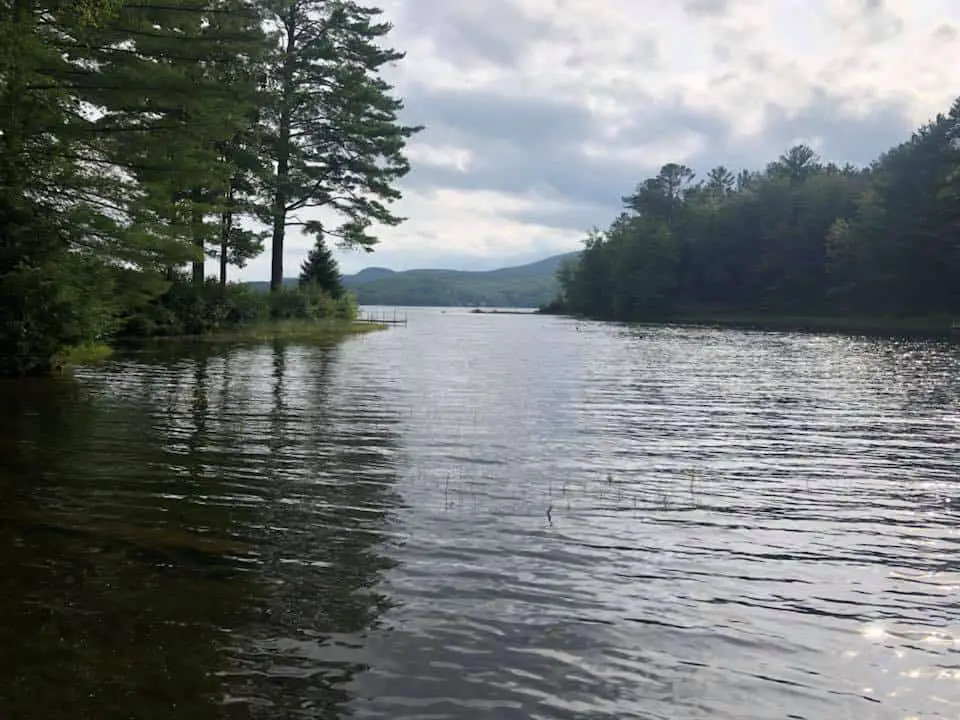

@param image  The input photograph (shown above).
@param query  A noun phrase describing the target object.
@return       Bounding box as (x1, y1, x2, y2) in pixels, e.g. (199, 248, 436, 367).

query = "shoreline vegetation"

(56, 319, 386, 371)
(2, 1, 419, 377)
(469, 308, 538, 315)
(126, 319, 387, 346)
(543, 98, 960, 331)
(55, 290, 389, 371)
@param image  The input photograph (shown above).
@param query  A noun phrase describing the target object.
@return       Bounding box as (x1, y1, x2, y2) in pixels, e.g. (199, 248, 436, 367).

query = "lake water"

(1, 307, 958, 719)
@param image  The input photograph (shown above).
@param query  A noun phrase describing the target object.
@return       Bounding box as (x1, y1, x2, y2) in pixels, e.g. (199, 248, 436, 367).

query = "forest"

(0, 0, 419, 375)
(548, 98, 960, 328)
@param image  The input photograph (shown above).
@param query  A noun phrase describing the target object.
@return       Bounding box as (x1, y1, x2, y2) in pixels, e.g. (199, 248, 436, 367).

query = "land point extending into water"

(60, 318, 387, 370)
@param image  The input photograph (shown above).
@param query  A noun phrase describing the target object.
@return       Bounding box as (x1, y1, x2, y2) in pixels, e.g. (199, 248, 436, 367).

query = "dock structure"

(358, 309, 408, 326)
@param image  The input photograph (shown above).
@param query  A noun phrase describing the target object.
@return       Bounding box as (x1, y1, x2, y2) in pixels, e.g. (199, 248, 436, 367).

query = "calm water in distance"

(1, 307, 958, 719)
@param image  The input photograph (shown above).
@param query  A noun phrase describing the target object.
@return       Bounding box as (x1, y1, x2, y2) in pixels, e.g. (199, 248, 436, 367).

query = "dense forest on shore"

(0, 0, 419, 375)
(546, 99, 960, 327)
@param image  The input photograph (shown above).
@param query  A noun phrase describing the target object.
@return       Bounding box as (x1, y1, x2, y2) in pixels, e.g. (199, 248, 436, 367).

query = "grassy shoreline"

(129, 318, 388, 345)
(60, 342, 114, 367)
(63, 319, 387, 369)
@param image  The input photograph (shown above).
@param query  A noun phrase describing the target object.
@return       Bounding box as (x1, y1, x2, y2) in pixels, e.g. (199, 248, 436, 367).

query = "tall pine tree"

(0, 0, 272, 372)
(75, 0, 270, 283)
(0, 0, 156, 373)
(262, 0, 422, 291)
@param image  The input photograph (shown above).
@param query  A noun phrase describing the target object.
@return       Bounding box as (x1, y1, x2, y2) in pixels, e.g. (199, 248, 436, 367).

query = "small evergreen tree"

(299, 237, 344, 298)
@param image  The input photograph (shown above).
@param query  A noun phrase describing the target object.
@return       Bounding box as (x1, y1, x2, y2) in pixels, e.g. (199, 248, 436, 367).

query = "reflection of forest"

(0, 341, 405, 719)
(226, 342, 404, 717)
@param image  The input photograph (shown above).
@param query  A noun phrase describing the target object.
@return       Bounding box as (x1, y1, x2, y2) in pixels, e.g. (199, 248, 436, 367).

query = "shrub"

(118, 275, 356, 339)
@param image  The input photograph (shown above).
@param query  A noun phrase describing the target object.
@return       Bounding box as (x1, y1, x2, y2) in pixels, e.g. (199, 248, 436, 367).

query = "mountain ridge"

(341, 251, 576, 306)
(244, 251, 577, 307)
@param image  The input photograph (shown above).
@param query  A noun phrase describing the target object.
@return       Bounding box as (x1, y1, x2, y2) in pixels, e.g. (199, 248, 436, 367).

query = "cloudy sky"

(236, 0, 959, 280)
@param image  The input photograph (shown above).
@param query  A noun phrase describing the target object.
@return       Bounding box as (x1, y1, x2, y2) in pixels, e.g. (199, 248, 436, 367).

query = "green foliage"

(0, 0, 415, 373)
(71, 0, 125, 25)
(119, 275, 355, 339)
(267, 284, 357, 322)
(555, 101, 960, 322)
(300, 237, 345, 298)
(58, 341, 114, 368)
(262, 0, 423, 288)
(0, 256, 118, 375)
(76, 0, 271, 284)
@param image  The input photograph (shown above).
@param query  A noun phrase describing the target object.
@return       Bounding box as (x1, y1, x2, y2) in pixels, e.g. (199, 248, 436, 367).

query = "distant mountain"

(242, 251, 578, 307)
(341, 251, 577, 307)
(347, 266, 396, 284)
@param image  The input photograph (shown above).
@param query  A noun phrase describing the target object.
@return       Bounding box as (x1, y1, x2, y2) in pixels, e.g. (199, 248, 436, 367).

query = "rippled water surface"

(2, 308, 958, 719)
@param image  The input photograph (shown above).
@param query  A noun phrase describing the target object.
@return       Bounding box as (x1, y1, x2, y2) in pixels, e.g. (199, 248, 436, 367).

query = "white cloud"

(580, 131, 708, 168)
(234, 0, 960, 280)
(404, 142, 473, 173)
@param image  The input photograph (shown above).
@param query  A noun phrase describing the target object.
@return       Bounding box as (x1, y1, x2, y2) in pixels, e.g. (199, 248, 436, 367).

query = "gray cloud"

(400, 83, 596, 147)
(834, 0, 904, 45)
(933, 23, 958, 42)
(398, 83, 735, 211)
(738, 90, 914, 167)
(391, 0, 555, 68)
(683, 0, 730, 18)
(397, 77, 916, 235)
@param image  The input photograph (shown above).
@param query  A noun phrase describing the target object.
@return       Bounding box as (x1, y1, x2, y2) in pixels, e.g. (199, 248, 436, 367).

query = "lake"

(1, 307, 958, 719)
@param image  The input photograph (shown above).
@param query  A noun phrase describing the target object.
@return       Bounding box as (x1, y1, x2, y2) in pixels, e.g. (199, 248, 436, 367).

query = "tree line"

(548, 98, 960, 325)
(1, 0, 420, 374)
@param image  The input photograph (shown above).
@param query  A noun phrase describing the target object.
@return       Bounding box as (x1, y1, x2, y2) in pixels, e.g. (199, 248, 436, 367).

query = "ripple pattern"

(0, 308, 957, 720)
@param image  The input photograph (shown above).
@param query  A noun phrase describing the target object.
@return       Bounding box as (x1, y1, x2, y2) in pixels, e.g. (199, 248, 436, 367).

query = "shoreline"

(63, 319, 388, 369)
(660, 314, 957, 336)
(469, 308, 537, 315)
(124, 319, 388, 345)
(538, 310, 958, 337)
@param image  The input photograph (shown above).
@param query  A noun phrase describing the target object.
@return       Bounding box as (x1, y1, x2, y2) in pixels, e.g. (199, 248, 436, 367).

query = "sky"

(235, 0, 960, 280)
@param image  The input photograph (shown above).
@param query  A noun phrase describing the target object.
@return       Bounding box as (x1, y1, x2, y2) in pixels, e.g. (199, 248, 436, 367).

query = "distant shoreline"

(536, 310, 959, 337)
(469, 308, 538, 315)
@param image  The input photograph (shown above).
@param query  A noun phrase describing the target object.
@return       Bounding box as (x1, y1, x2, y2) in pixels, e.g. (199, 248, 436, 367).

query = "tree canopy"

(551, 98, 960, 324)
(0, 0, 418, 374)
(263, 0, 423, 290)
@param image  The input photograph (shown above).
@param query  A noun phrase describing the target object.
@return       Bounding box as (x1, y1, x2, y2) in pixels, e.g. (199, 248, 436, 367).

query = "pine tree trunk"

(270, 12, 296, 293)
(191, 186, 204, 284)
(219, 179, 234, 287)
(270, 160, 286, 290)
(220, 210, 231, 287)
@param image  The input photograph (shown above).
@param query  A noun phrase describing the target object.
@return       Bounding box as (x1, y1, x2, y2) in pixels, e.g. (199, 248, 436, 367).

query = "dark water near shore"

(1, 308, 958, 719)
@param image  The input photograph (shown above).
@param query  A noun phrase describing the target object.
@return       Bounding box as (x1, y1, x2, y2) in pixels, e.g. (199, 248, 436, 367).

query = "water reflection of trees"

(0, 341, 404, 719)
(0, 372, 253, 720)
(225, 342, 404, 718)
